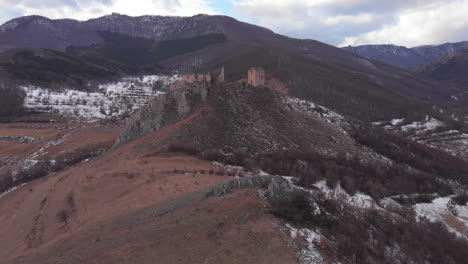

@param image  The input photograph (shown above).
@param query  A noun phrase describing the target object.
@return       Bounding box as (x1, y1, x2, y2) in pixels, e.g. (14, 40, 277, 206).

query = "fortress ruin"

(248, 67, 265, 86)
(182, 67, 224, 84)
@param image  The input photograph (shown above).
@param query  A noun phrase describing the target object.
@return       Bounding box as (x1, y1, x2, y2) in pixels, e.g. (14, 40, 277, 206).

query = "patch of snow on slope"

(286, 224, 325, 264)
(374, 115, 468, 159)
(23, 133, 71, 169)
(391, 118, 405, 126)
(286, 97, 345, 125)
(414, 197, 468, 237)
(22, 75, 180, 119)
(401, 116, 443, 133)
(314, 180, 377, 208)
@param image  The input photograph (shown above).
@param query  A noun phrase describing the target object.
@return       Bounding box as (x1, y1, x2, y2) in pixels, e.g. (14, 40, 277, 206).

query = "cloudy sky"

(0, 0, 467, 47)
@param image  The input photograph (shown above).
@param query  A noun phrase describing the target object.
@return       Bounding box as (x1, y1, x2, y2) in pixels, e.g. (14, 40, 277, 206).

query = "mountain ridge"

(343, 41, 468, 70)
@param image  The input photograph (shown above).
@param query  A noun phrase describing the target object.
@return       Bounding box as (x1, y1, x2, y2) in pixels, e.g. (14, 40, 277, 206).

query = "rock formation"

(113, 82, 210, 148)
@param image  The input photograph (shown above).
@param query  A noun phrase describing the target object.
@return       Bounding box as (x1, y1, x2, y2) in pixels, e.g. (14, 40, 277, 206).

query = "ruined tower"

(248, 67, 265, 86)
(218, 67, 225, 83)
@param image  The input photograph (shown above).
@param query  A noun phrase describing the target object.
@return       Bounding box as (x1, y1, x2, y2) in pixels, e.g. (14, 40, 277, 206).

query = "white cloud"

(321, 13, 375, 26)
(340, 1, 468, 47)
(108, 0, 217, 17)
(234, 0, 468, 46)
(0, 0, 217, 24)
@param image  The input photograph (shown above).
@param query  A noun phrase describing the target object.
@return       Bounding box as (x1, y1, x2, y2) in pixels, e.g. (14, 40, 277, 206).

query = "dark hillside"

(198, 47, 429, 121)
(0, 48, 121, 90)
(0, 82, 25, 120)
(419, 47, 468, 87)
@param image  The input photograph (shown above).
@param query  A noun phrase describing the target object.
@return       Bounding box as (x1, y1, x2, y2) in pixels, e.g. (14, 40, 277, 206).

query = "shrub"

(414, 193, 436, 204)
(452, 193, 468, 205)
(199, 148, 225, 161)
(56, 209, 69, 224)
(342, 176, 357, 196)
(166, 143, 200, 156)
(270, 190, 315, 226)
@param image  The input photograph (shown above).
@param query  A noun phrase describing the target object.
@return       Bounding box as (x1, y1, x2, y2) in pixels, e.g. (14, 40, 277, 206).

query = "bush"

(0, 83, 25, 119)
(452, 193, 468, 205)
(270, 190, 316, 226)
(56, 209, 69, 224)
(352, 123, 468, 186)
(166, 143, 200, 156)
(415, 193, 436, 204)
(342, 176, 357, 196)
(326, 205, 468, 264)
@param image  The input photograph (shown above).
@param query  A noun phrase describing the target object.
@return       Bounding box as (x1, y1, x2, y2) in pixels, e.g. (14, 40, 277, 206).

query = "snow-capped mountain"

(343, 41, 468, 70)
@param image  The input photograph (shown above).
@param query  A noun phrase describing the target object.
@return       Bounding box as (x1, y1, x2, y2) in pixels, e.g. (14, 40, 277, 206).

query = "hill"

(2, 81, 468, 263)
(418, 47, 468, 87)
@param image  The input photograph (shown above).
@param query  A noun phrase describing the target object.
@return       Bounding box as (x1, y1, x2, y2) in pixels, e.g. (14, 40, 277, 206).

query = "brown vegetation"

(270, 189, 468, 264)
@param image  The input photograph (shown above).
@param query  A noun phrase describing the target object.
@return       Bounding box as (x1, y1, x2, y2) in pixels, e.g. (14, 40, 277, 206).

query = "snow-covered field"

(23, 75, 181, 119)
(374, 116, 468, 159)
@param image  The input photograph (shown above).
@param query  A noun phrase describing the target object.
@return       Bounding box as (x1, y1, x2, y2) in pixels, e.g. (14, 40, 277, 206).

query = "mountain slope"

(413, 41, 468, 62)
(0, 14, 267, 52)
(0, 48, 123, 89)
(418, 46, 468, 86)
(2, 80, 468, 263)
(343, 41, 468, 70)
(343, 44, 430, 70)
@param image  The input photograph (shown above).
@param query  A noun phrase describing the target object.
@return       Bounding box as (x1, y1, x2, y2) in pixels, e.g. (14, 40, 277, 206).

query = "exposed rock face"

(113, 82, 209, 148)
(202, 175, 294, 200)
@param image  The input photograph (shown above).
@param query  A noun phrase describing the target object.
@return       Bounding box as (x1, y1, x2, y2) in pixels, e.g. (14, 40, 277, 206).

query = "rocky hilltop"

(114, 81, 209, 147)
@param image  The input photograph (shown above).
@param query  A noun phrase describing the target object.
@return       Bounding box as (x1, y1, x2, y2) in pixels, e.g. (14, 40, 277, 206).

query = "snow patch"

(286, 224, 325, 264)
(391, 118, 405, 126)
(401, 116, 443, 133)
(22, 75, 181, 119)
(414, 197, 468, 237)
(314, 180, 377, 208)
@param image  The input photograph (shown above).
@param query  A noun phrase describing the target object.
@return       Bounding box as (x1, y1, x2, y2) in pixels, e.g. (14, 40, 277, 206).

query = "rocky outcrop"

(113, 82, 210, 148)
(202, 175, 295, 200)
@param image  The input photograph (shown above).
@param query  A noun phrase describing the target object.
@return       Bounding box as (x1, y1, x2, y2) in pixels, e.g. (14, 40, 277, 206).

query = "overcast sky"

(0, 0, 467, 47)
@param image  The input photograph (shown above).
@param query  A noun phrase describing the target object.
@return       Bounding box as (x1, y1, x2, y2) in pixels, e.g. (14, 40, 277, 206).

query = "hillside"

(2, 81, 468, 263)
(0, 48, 123, 89)
(418, 47, 468, 87)
(343, 44, 431, 70)
(343, 41, 468, 70)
